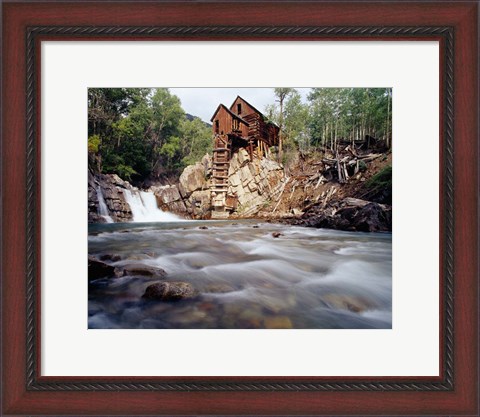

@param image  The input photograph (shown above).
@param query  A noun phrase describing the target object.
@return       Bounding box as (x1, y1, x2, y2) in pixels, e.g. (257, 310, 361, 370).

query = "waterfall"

(123, 189, 182, 222)
(96, 186, 114, 223)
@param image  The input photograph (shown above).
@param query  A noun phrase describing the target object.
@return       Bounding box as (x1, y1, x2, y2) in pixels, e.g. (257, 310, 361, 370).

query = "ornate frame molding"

(25, 25, 454, 391)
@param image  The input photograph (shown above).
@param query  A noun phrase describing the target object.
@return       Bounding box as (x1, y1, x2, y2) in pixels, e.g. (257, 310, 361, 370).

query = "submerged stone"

(264, 316, 293, 329)
(121, 264, 167, 278)
(88, 256, 122, 281)
(142, 282, 198, 301)
(204, 284, 235, 294)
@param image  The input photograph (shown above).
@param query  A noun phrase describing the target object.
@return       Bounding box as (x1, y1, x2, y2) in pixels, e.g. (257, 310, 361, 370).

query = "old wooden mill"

(209, 96, 280, 218)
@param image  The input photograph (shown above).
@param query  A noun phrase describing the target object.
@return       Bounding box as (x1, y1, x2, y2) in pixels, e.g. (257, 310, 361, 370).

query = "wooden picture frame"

(1, 1, 478, 415)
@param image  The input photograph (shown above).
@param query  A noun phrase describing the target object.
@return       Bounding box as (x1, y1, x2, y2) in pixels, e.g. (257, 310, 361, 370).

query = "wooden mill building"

(209, 96, 279, 216)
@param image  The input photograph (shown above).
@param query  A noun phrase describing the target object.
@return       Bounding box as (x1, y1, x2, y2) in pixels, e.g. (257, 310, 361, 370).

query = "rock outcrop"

(88, 150, 285, 222)
(101, 174, 134, 222)
(291, 197, 392, 232)
(88, 172, 133, 223)
(177, 154, 212, 218)
(88, 172, 104, 223)
(224, 149, 285, 217)
(150, 184, 188, 217)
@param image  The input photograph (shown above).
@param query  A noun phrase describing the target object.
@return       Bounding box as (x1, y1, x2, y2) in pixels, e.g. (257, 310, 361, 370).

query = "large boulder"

(88, 256, 122, 281)
(178, 162, 208, 198)
(187, 190, 212, 218)
(151, 184, 188, 217)
(347, 202, 392, 232)
(142, 282, 198, 301)
(201, 153, 212, 176)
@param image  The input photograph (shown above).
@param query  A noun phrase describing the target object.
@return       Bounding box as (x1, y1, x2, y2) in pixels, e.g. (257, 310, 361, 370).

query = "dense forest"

(88, 88, 212, 184)
(88, 87, 392, 184)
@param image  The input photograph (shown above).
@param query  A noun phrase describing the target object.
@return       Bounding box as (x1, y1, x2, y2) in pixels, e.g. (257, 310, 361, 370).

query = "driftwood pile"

(322, 146, 383, 183)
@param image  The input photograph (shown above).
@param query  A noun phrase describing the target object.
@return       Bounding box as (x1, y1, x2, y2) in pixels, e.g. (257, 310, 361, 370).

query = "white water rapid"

(124, 189, 182, 222)
(96, 186, 114, 223)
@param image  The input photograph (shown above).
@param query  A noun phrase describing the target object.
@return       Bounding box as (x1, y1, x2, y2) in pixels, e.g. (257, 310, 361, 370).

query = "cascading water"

(123, 189, 182, 222)
(96, 186, 114, 223)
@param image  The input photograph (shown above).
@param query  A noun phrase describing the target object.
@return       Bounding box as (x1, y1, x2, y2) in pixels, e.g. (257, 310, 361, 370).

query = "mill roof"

(210, 103, 249, 124)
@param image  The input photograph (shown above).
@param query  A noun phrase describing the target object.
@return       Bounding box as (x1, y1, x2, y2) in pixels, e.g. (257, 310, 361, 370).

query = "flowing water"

(123, 189, 182, 222)
(96, 186, 114, 223)
(88, 221, 392, 329)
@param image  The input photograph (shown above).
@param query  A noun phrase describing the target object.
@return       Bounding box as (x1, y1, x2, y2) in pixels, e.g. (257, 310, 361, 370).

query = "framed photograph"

(1, 1, 478, 416)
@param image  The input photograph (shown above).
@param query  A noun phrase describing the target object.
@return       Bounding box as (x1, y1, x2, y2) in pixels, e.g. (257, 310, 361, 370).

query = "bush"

(363, 165, 392, 204)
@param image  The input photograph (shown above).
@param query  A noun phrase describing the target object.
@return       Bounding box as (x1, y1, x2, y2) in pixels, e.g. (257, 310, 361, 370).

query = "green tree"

(88, 88, 150, 173)
(266, 88, 310, 161)
(283, 91, 310, 153)
(179, 117, 213, 167)
(308, 88, 392, 151)
(273, 88, 295, 161)
(148, 88, 185, 178)
(88, 87, 214, 183)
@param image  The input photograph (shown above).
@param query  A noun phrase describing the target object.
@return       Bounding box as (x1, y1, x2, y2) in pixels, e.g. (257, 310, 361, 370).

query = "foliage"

(266, 89, 310, 167)
(266, 87, 392, 160)
(88, 88, 212, 183)
(363, 165, 392, 204)
(180, 117, 213, 167)
(308, 88, 392, 150)
(88, 87, 392, 185)
(366, 165, 392, 189)
(88, 135, 100, 154)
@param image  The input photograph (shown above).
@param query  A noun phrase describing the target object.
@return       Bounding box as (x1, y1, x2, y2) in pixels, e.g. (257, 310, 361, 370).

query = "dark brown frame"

(2, 1, 478, 415)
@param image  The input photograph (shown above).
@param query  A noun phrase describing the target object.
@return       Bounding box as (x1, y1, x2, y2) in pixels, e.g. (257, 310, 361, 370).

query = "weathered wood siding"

(243, 113, 279, 146)
(212, 105, 249, 138)
(230, 96, 257, 119)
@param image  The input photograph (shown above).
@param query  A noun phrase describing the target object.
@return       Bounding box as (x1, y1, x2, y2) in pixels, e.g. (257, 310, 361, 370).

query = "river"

(88, 221, 392, 329)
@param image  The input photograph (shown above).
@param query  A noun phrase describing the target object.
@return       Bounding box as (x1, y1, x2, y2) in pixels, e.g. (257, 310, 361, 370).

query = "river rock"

(99, 254, 122, 262)
(322, 294, 371, 313)
(264, 316, 293, 329)
(88, 256, 122, 281)
(142, 282, 198, 301)
(121, 264, 167, 278)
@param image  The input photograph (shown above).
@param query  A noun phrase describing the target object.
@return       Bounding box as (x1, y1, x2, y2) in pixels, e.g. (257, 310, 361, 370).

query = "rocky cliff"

(89, 148, 289, 223)
(88, 172, 133, 223)
(223, 149, 285, 217)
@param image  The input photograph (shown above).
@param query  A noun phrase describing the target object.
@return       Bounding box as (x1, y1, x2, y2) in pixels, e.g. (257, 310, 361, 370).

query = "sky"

(169, 88, 311, 123)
